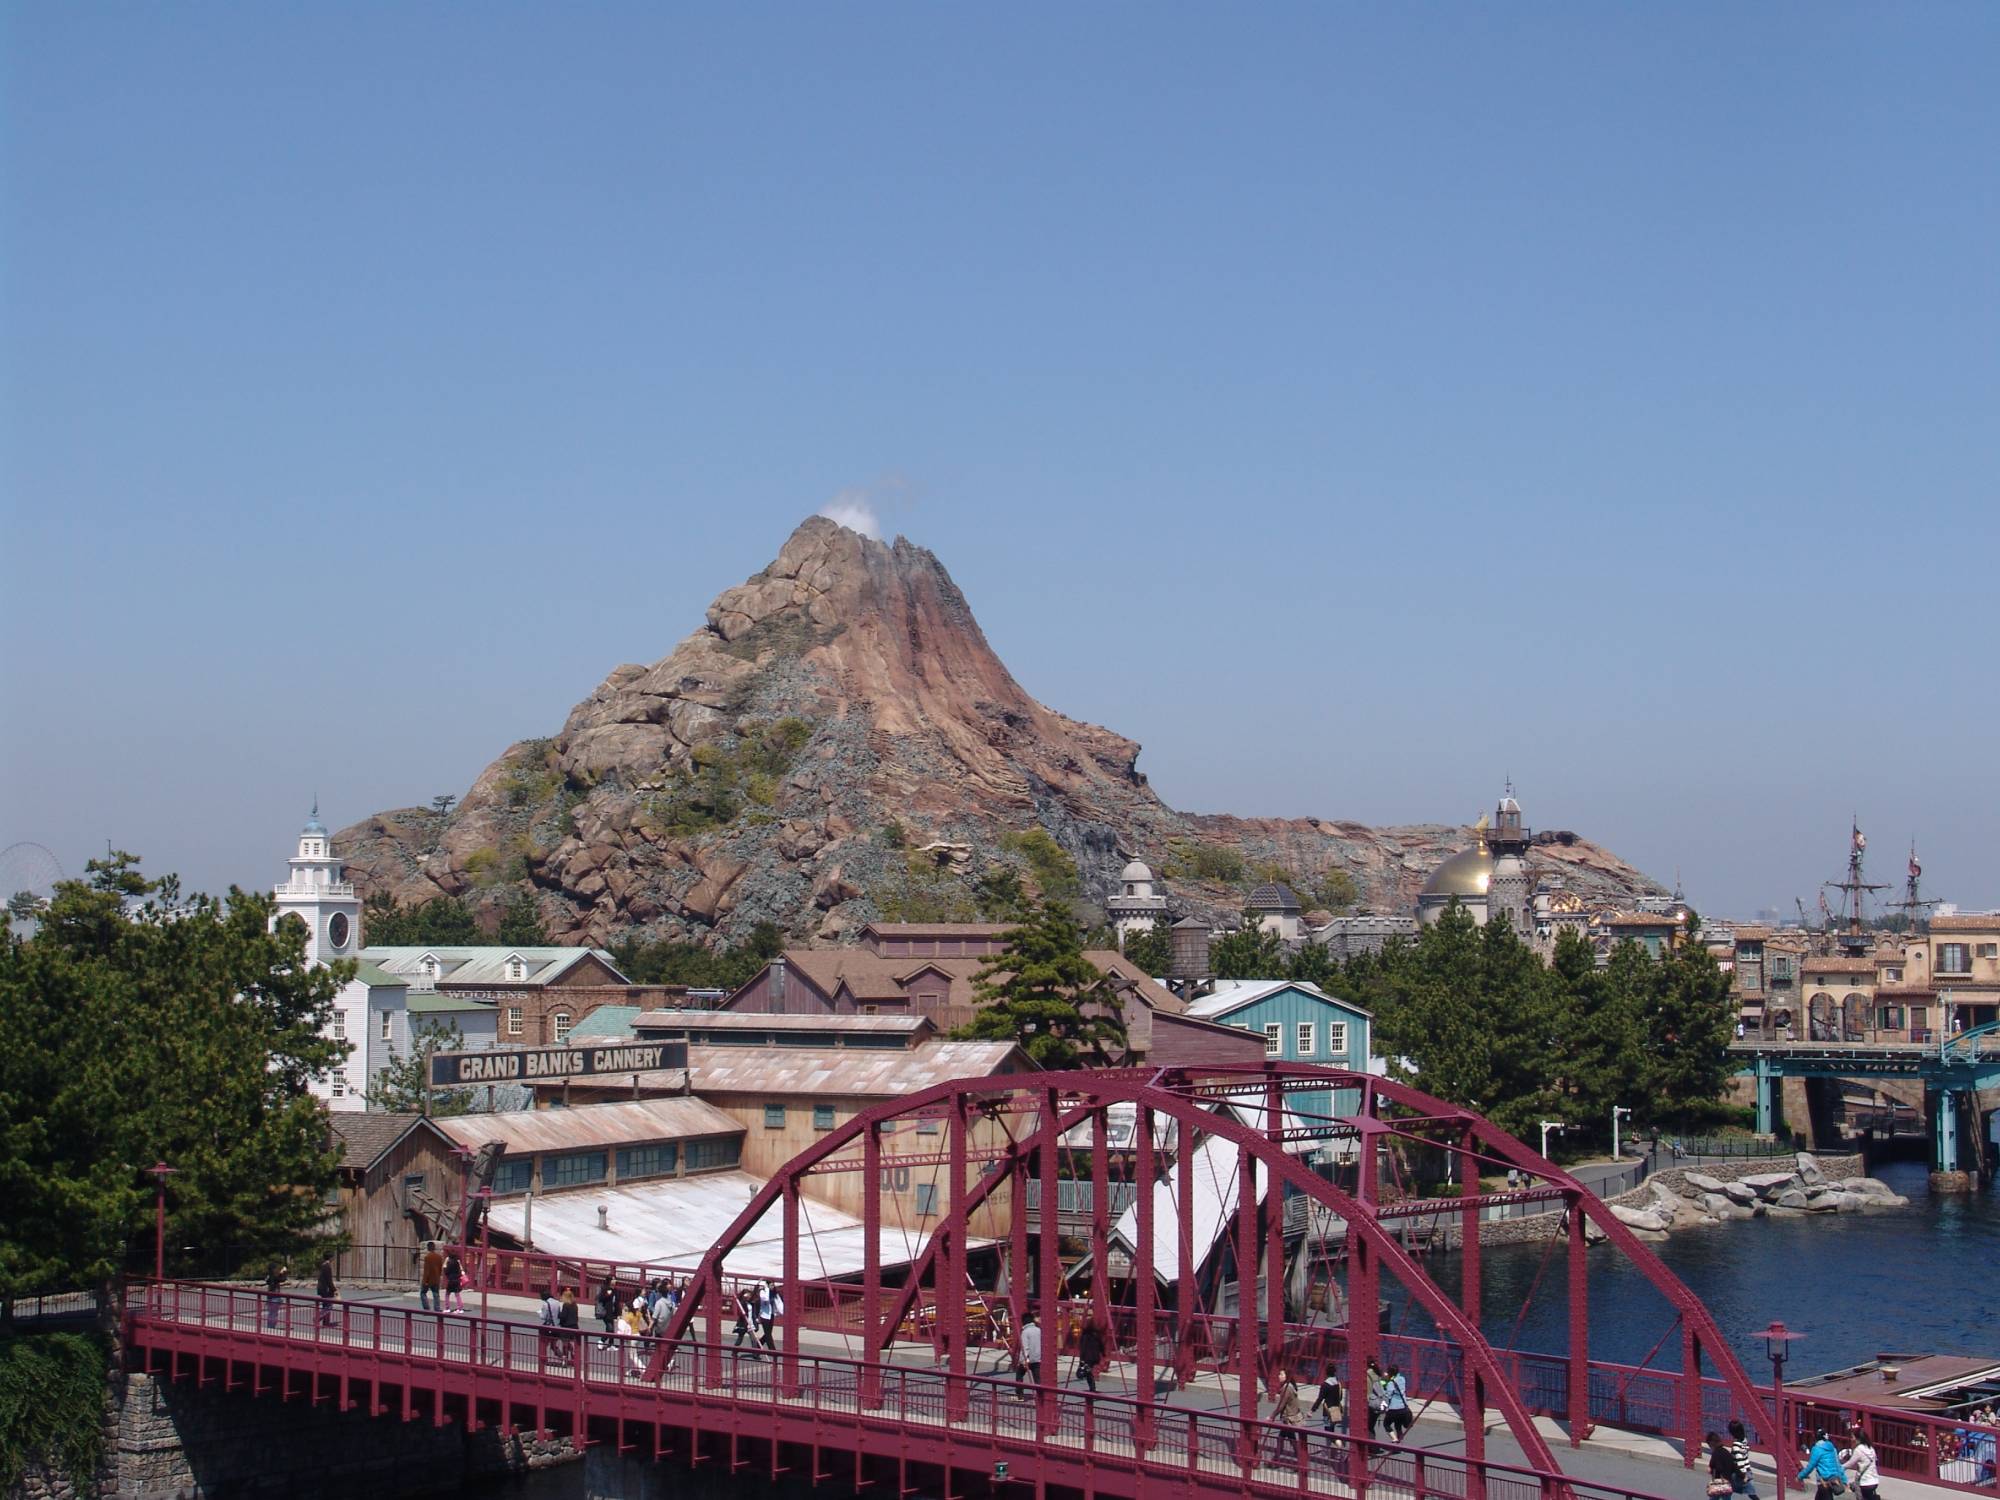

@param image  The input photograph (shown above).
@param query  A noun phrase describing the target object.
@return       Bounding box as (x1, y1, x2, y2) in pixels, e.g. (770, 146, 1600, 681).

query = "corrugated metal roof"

(353, 961, 408, 989)
(362, 946, 626, 988)
(482, 1170, 977, 1279)
(407, 992, 495, 1015)
(1184, 980, 1373, 1022)
(687, 1040, 1027, 1097)
(632, 1011, 932, 1035)
(436, 1098, 743, 1156)
(571, 1006, 641, 1040)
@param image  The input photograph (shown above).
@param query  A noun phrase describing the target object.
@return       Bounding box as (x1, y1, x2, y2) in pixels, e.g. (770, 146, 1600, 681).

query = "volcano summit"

(335, 517, 1660, 944)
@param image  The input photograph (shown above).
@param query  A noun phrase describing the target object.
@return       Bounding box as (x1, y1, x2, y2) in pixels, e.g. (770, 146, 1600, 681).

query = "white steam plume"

(818, 490, 883, 540)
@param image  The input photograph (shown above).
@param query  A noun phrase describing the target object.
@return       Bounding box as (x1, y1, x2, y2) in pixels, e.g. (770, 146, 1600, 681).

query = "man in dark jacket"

(1076, 1322, 1105, 1393)
(315, 1257, 337, 1327)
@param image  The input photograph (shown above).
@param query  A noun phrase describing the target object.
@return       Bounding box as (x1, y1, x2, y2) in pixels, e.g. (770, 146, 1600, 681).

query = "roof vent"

(597, 1205, 609, 1232)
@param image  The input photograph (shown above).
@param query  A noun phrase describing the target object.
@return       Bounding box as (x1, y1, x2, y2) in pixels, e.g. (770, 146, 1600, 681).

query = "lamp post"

(1539, 1121, 1567, 1160)
(472, 1186, 494, 1326)
(1759, 1321, 1802, 1500)
(147, 1162, 177, 1281)
(1612, 1106, 1632, 1160)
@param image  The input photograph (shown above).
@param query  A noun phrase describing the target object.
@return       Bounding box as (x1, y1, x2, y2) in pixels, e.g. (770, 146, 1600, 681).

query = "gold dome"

(1421, 844, 1493, 899)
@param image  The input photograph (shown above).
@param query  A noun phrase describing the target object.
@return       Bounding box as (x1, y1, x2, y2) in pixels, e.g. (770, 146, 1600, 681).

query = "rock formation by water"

(335, 517, 1665, 944)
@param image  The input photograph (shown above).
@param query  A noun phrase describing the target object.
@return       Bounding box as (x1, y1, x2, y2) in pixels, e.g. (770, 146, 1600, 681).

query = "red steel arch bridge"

(128, 1065, 1965, 1500)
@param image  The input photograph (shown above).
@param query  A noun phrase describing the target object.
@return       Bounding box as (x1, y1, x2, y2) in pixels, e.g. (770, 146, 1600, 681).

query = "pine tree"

(0, 854, 348, 1299)
(1118, 920, 1172, 976)
(957, 898, 1125, 1068)
(1644, 937, 1737, 1128)
(366, 1019, 475, 1116)
(1210, 918, 1286, 980)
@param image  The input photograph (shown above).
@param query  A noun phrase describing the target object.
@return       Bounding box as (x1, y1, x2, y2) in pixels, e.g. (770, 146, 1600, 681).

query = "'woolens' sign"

(428, 1041, 688, 1088)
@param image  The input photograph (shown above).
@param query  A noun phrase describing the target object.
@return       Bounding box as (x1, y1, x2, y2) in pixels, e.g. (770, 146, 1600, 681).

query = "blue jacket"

(1798, 1439, 1844, 1483)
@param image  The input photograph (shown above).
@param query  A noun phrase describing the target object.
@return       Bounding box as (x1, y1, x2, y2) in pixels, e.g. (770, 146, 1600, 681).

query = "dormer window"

(505, 954, 528, 982)
(419, 954, 441, 982)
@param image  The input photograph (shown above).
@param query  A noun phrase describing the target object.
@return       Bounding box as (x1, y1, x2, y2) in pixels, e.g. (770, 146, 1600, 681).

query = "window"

(1296, 1022, 1316, 1056)
(916, 1116, 941, 1135)
(1883, 966, 1903, 983)
(1978, 944, 1998, 960)
(1263, 1023, 1283, 1057)
(380, 1011, 393, 1043)
(616, 1144, 678, 1182)
(1876, 1007, 1903, 1031)
(329, 1071, 348, 1098)
(543, 1151, 607, 1189)
(420, 955, 440, 981)
(1326, 1021, 1348, 1056)
(914, 1183, 939, 1216)
(1770, 957, 1794, 982)
(506, 1006, 524, 1036)
(813, 1105, 835, 1131)
(1937, 944, 1971, 976)
(332, 1012, 346, 1040)
(505, 955, 527, 981)
(1913, 1005, 1929, 1030)
(685, 1137, 741, 1172)
(491, 1158, 533, 1195)
(764, 1104, 787, 1129)
(552, 1010, 572, 1042)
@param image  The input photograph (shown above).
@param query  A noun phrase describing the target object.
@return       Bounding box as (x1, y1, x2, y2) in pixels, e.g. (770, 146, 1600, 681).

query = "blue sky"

(4, 5, 1995, 918)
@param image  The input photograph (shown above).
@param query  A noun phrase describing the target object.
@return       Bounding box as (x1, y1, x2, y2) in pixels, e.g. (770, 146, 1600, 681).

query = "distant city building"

(1309, 913, 1418, 961)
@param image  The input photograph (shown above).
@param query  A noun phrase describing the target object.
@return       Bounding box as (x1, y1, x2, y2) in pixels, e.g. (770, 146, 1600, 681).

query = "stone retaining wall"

(13, 1362, 579, 1499)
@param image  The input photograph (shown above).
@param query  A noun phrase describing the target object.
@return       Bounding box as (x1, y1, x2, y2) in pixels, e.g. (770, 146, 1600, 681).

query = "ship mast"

(1886, 840, 1939, 933)
(1822, 817, 1888, 956)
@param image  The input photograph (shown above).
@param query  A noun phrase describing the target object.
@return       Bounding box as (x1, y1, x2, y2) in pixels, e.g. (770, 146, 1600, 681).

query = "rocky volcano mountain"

(336, 518, 1662, 945)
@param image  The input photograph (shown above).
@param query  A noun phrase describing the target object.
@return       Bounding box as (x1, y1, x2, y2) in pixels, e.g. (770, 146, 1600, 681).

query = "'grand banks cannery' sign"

(428, 1040, 688, 1088)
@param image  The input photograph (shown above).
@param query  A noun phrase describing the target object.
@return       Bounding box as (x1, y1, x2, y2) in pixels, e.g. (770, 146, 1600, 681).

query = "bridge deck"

(128, 1284, 2000, 1500)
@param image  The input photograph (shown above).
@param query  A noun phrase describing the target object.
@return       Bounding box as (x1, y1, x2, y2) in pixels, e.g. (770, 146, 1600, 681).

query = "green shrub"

(0, 1330, 107, 1490)
(1163, 840, 1246, 885)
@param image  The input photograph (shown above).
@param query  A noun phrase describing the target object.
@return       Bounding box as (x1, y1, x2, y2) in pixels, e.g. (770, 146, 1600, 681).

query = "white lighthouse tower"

(272, 802, 361, 964)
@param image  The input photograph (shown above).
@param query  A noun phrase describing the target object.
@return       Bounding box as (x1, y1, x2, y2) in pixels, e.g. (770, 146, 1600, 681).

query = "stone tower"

(1487, 781, 1534, 938)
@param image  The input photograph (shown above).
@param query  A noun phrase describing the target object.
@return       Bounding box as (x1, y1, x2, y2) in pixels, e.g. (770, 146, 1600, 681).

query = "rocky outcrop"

(337, 517, 1668, 944)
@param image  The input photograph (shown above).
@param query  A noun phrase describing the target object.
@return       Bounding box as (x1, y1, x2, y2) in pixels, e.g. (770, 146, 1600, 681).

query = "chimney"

(771, 956, 787, 1009)
(597, 1205, 609, 1232)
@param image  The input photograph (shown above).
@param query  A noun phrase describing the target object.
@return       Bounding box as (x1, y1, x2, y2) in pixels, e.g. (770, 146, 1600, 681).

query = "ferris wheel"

(0, 841, 67, 924)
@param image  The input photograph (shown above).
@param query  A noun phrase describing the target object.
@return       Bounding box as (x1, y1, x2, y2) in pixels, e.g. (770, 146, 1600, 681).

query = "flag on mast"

(1909, 847, 1921, 880)
(1852, 823, 1867, 852)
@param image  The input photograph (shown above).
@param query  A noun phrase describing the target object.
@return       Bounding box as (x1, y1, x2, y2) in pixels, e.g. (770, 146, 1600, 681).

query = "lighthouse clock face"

(327, 912, 351, 952)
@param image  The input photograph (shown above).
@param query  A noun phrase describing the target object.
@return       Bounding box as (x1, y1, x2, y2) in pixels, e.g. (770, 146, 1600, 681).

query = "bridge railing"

(128, 1278, 1698, 1500)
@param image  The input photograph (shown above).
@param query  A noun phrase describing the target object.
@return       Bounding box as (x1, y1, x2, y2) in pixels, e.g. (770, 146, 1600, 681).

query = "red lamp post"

(1759, 1321, 1802, 1500)
(147, 1162, 177, 1281)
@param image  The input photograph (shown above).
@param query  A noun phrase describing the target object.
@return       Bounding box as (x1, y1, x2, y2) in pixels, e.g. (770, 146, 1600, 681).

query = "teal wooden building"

(1182, 980, 1374, 1131)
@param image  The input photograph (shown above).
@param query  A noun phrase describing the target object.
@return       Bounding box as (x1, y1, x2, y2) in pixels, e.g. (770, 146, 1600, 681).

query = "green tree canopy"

(1210, 918, 1286, 980)
(957, 898, 1125, 1068)
(362, 891, 481, 946)
(1118, 920, 1172, 976)
(366, 1019, 475, 1116)
(0, 854, 346, 1300)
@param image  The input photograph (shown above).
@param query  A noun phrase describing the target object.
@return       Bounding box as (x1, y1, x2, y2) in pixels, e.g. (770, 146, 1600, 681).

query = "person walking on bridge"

(419, 1242, 443, 1313)
(1728, 1419, 1762, 1500)
(1268, 1368, 1307, 1464)
(1798, 1428, 1849, 1500)
(1841, 1427, 1880, 1500)
(265, 1261, 288, 1330)
(1312, 1368, 1346, 1455)
(1362, 1357, 1387, 1438)
(315, 1256, 337, 1328)
(1380, 1363, 1413, 1441)
(442, 1249, 466, 1314)
(1013, 1312, 1042, 1396)
(1075, 1319, 1105, 1394)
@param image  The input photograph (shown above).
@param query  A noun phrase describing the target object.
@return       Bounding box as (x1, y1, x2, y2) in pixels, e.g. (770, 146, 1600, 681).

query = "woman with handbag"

(1708, 1433, 1742, 1499)
(1797, 1428, 1849, 1500)
(1840, 1428, 1879, 1500)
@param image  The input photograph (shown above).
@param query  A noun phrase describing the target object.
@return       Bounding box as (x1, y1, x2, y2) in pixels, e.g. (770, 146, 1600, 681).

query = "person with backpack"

(1311, 1368, 1346, 1453)
(1729, 1419, 1762, 1500)
(1841, 1427, 1880, 1500)
(558, 1288, 580, 1364)
(1362, 1358, 1387, 1438)
(442, 1249, 465, 1314)
(539, 1286, 566, 1367)
(1798, 1428, 1849, 1500)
